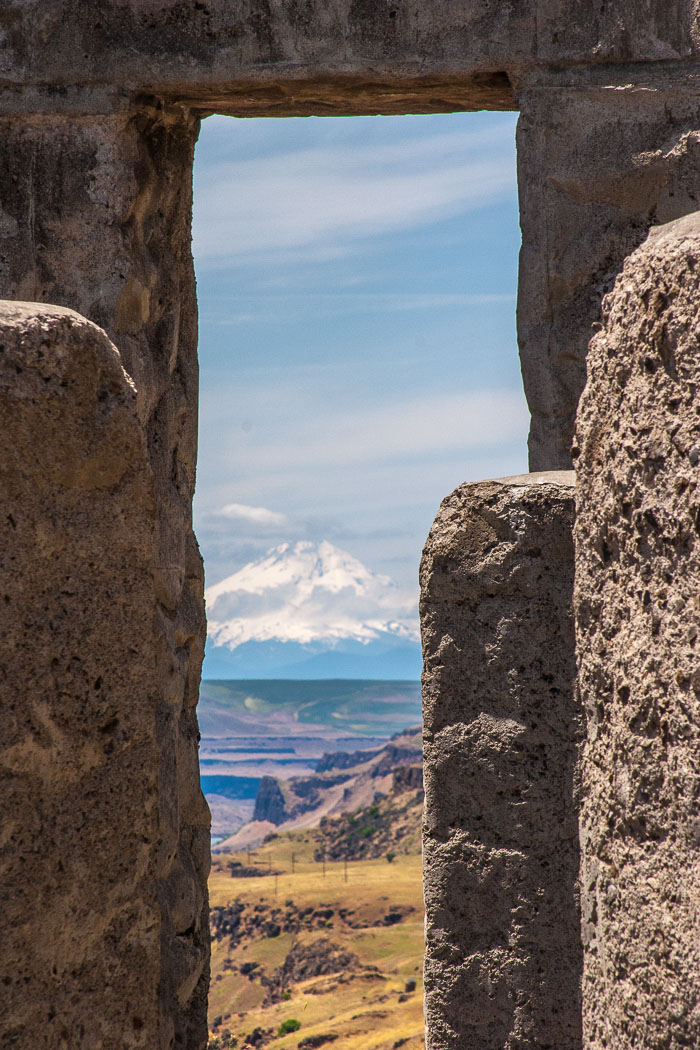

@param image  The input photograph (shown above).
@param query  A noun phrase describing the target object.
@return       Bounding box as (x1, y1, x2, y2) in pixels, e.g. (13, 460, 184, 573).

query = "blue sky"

(192, 111, 527, 598)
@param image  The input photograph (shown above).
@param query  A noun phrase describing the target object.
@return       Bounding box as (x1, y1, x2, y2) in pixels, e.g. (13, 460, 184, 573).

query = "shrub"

(386, 851, 396, 863)
(277, 1018, 301, 1036)
(208, 1035, 237, 1050)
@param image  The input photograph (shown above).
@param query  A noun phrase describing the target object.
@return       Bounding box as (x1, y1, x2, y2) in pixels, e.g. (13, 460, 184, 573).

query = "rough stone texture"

(3, 10, 700, 474)
(4, 8, 700, 476)
(421, 472, 582, 1050)
(0, 304, 206, 1049)
(1, 1, 700, 115)
(1, 5, 700, 473)
(5, 4, 700, 1047)
(0, 105, 210, 1048)
(518, 74, 700, 470)
(574, 212, 700, 1050)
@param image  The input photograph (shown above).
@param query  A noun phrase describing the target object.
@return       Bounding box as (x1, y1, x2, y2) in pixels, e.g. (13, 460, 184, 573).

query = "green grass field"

(208, 829, 424, 1050)
(199, 680, 422, 739)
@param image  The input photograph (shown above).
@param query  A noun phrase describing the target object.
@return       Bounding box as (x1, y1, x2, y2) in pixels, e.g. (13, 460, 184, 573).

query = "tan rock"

(2, 1, 699, 113)
(5, 7, 700, 1048)
(0, 103, 210, 1048)
(518, 75, 700, 469)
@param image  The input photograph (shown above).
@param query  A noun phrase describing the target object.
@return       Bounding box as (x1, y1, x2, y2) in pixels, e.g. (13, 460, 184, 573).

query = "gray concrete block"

(0, 303, 209, 1050)
(421, 472, 581, 1050)
(574, 211, 700, 1050)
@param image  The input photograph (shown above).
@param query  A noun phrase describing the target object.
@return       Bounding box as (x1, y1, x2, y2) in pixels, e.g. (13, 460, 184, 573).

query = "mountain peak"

(205, 540, 418, 651)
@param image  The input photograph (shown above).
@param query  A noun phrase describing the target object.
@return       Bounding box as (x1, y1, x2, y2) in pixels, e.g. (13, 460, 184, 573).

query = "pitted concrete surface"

(0, 304, 209, 1050)
(420, 473, 581, 1050)
(4, 3, 700, 1047)
(575, 212, 700, 1050)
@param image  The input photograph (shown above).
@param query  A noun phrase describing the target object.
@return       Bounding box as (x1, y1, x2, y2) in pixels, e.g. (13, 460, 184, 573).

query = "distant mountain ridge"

(198, 679, 423, 839)
(204, 540, 421, 679)
(214, 726, 422, 852)
(198, 679, 422, 740)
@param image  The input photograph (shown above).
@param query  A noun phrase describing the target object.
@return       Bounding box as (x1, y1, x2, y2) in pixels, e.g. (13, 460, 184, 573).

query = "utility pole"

(322, 851, 326, 878)
(344, 857, 348, 883)
(291, 852, 296, 874)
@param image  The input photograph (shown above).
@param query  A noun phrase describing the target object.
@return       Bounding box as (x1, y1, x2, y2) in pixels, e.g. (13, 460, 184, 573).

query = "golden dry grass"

(208, 832, 424, 1050)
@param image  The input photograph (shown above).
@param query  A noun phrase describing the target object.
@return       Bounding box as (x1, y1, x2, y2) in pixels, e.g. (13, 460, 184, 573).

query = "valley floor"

(208, 831, 424, 1050)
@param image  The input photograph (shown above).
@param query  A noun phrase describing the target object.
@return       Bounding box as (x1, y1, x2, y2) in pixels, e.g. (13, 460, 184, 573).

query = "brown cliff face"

(392, 764, 423, 794)
(316, 748, 382, 773)
(251, 730, 422, 828)
(253, 777, 289, 825)
(262, 939, 360, 1005)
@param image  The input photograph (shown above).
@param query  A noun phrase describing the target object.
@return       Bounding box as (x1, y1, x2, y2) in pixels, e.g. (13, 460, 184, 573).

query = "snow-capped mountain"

(203, 541, 421, 679)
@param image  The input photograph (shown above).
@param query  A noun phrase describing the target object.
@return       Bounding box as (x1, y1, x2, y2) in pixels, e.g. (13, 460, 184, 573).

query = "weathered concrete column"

(574, 212, 700, 1050)
(516, 74, 700, 470)
(0, 304, 203, 1048)
(421, 473, 582, 1050)
(0, 94, 209, 1049)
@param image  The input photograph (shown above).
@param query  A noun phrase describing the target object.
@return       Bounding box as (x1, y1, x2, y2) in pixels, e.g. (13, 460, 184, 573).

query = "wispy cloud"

(193, 124, 516, 265)
(201, 292, 516, 326)
(202, 386, 529, 473)
(192, 112, 525, 593)
(214, 502, 289, 528)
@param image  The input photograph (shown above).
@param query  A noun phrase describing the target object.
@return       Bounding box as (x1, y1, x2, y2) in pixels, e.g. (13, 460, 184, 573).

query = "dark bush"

(277, 1018, 301, 1036)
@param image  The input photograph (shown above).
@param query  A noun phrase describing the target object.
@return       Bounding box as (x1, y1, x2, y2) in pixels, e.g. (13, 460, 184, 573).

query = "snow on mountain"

(205, 540, 419, 651)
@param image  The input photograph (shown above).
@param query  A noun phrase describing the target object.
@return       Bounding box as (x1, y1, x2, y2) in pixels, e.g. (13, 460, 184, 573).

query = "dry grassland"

(208, 830, 424, 1050)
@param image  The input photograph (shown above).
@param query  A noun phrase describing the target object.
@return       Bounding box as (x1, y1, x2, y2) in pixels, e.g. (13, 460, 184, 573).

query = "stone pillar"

(574, 212, 700, 1050)
(516, 75, 700, 470)
(421, 473, 582, 1050)
(0, 94, 209, 1049)
(0, 303, 197, 1048)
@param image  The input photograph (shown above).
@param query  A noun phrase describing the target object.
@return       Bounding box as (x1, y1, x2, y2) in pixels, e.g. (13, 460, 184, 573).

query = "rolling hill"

(214, 726, 422, 853)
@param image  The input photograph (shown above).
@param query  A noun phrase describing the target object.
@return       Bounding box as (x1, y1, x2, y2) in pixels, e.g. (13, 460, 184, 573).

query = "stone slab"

(517, 77, 700, 470)
(0, 104, 211, 1043)
(574, 211, 700, 1049)
(0, 303, 208, 1050)
(1, 2, 700, 116)
(421, 472, 582, 1050)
